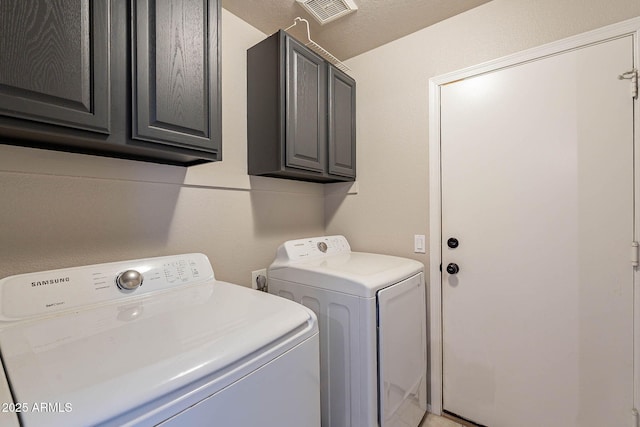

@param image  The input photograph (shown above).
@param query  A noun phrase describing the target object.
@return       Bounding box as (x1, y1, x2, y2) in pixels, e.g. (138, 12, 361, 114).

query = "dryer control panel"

(276, 235, 351, 262)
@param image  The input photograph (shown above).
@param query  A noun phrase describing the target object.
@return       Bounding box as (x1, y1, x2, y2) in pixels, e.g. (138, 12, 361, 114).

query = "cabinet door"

(328, 66, 356, 178)
(0, 0, 110, 133)
(285, 36, 327, 173)
(133, 0, 221, 156)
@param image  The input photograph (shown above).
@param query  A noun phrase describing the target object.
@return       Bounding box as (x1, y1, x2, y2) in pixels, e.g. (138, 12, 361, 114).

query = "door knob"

(447, 238, 459, 248)
(446, 263, 460, 275)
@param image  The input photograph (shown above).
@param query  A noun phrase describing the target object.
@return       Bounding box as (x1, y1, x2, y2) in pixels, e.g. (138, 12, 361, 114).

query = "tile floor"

(420, 413, 464, 427)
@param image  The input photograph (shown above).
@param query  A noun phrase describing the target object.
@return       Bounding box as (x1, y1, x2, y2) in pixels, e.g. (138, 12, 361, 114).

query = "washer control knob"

(116, 270, 143, 291)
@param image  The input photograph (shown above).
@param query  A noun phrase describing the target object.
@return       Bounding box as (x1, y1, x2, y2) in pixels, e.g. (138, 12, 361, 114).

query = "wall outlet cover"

(251, 268, 268, 291)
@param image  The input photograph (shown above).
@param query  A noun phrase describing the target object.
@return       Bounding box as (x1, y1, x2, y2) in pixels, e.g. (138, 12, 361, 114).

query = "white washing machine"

(0, 253, 320, 427)
(268, 236, 427, 427)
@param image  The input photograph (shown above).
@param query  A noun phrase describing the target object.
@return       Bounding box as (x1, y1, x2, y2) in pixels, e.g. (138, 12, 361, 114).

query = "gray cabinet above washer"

(247, 31, 356, 183)
(0, 0, 221, 166)
(0, 1, 110, 135)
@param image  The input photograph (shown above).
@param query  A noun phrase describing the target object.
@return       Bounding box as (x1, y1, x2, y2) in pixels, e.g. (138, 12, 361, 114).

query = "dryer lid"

(269, 252, 423, 297)
(0, 281, 316, 427)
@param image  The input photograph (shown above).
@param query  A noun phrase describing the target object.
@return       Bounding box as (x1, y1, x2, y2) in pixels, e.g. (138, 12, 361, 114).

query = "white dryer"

(268, 236, 427, 427)
(0, 253, 320, 427)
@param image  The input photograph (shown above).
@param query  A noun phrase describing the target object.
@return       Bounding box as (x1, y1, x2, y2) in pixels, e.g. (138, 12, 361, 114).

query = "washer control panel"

(278, 236, 351, 262)
(0, 253, 214, 321)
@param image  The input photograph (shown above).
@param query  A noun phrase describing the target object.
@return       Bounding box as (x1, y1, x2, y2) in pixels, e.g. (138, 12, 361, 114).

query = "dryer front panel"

(377, 272, 427, 427)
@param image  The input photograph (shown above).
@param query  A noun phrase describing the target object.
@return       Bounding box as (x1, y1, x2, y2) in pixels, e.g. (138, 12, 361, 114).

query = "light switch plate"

(414, 235, 426, 254)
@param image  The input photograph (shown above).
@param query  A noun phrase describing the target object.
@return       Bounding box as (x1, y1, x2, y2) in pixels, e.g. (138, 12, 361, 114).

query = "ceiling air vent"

(296, 0, 358, 25)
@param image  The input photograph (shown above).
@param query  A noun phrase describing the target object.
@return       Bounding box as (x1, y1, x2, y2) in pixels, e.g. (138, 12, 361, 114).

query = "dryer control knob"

(116, 270, 144, 290)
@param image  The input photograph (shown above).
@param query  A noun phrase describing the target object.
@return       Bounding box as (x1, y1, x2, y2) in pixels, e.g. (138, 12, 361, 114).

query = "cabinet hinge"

(632, 242, 639, 267)
(632, 408, 639, 427)
(619, 69, 638, 99)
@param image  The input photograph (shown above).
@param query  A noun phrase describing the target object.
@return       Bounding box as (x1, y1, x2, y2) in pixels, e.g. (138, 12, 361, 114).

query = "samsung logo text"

(31, 277, 70, 287)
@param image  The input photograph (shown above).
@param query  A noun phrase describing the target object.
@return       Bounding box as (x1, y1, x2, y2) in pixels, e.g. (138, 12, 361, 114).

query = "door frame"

(428, 17, 640, 416)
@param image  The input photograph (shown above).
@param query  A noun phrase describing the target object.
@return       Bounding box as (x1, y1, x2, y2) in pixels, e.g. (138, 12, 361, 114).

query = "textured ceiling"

(222, 0, 492, 60)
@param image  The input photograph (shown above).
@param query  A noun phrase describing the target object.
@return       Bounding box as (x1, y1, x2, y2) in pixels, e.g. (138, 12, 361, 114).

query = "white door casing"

(429, 18, 640, 426)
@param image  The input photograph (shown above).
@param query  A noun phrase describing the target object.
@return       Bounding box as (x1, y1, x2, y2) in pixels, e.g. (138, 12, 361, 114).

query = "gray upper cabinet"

(247, 30, 355, 183)
(285, 36, 327, 174)
(0, 0, 110, 133)
(0, 0, 221, 166)
(133, 0, 221, 154)
(328, 65, 356, 179)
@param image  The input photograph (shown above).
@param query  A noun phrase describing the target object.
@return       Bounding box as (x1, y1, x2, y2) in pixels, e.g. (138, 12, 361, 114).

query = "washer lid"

(269, 252, 423, 297)
(0, 281, 316, 427)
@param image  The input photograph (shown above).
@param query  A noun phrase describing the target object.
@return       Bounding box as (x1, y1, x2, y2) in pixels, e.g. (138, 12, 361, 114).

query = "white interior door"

(440, 35, 635, 427)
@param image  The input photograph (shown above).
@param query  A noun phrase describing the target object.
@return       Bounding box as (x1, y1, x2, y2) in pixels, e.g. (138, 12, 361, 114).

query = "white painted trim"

(428, 16, 640, 417)
(431, 16, 640, 87)
(632, 22, 640, 421)
(427, 78, 443, 415)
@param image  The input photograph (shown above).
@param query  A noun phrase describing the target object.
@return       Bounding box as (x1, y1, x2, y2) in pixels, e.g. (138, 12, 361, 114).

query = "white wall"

(3, 1, 640, 287)
(0, 10, 326, 286)
(327, 0, 640, 266)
